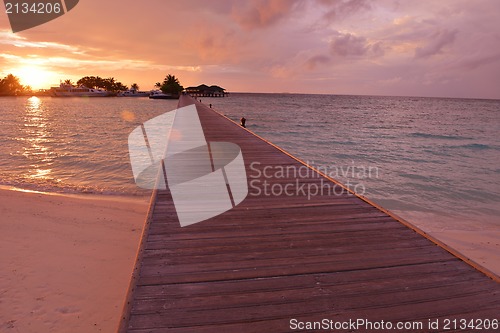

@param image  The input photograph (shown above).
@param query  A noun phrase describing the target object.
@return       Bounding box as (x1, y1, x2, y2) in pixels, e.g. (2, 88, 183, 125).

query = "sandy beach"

(428, 229, 500, 278)
(396, 211, 500, 279)
(0, 188, 149, 333)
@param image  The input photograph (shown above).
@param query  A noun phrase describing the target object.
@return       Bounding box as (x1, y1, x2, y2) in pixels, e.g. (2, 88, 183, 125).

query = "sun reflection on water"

(22, 97, 54, 180)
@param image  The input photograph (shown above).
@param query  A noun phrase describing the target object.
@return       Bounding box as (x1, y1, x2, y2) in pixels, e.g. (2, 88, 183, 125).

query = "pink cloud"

(455, 53, 500, 71)
(318, 0, 371, 22)
(231, 0, 301, 30)
(415, 29, 458, 58)
(330, 32, 384, 58)
(305, 55, 331, 70)
(331, 33, 368, 56)
(1, 0, 499, 98)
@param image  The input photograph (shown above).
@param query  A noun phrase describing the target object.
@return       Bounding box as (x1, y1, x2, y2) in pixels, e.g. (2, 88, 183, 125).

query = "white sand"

(431, 230, 500, 277)
(394, 210, 500, 279)
(0, 188, 149, 333)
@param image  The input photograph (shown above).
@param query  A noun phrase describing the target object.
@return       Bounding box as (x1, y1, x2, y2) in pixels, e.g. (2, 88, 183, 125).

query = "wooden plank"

(118, 95, 500, 333)
(130, 273, 492, 315)
(132, 262, 476, 300)
(127, 286, 498, 329)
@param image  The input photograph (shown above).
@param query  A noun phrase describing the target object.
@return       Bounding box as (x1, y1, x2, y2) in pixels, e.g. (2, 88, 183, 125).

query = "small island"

(150, 74, 184, 99)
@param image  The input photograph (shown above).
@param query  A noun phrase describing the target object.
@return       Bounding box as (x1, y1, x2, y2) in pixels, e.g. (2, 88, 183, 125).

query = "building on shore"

(185, 84, 228, 97)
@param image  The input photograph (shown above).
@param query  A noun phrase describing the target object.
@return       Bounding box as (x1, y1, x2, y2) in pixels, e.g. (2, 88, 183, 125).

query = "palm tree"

(0, 74, 26, 95)
(131, 83, 139, 91)
(154, 82, 162, 89)
(160, 74, 183, 96)
(63, 79, 73, 86)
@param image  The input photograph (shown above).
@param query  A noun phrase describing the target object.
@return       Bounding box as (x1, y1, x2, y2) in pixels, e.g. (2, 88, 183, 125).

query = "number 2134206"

(5, 2, 62, 14)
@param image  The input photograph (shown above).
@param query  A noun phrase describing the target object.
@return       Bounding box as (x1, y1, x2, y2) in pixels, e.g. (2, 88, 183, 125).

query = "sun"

(11, 66, 58, 90)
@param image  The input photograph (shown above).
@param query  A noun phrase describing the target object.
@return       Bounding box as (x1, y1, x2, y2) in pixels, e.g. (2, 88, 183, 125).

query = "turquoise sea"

(0, 94, 499, 233)
(211, 93, 500, 232)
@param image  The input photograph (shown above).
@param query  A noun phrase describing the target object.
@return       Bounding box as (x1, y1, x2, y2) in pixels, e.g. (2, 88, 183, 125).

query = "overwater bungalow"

(185, 84, 228, 97)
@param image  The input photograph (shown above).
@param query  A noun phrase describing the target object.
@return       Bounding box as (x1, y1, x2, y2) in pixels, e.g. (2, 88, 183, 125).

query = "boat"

(149, 90, 179, 99)
(50, 83, 109, 97)
(117, 89, 150, 97)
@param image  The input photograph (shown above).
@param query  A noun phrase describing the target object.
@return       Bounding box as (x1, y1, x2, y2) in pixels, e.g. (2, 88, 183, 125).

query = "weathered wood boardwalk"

(119, 95, 499, 332)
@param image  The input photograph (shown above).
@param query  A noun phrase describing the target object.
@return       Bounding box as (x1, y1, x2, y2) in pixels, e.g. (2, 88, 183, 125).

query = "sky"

(1, 0, 499, 99)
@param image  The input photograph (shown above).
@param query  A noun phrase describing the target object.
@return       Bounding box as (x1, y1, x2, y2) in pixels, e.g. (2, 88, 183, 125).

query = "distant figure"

(240, 117, 246, 128)
(209, 103, 212, 108)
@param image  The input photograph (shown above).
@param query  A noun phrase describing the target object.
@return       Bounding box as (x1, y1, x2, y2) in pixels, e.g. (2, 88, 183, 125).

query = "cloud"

(318, 0, 371, 22)
(455, 53, 500, 71)
(0, 52, 203, 75)
(330, 32, 384, 58)
(0, 30, 81, 53)
(231, 0, 301, 30)
(331, 33, 368, 56)
(415, 29, 458, 58)
(0, 53, 144, 70)
(182, 22, 251, 64)
(305, 55, 331, 70)
(1, 0, 500, 98)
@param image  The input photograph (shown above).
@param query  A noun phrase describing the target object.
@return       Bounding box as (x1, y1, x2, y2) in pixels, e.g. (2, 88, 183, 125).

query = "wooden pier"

(119, 96, 499, 332)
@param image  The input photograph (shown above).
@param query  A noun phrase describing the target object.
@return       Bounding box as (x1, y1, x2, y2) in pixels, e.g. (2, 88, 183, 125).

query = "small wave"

(327, 140, 357, 146)
(409, 132, 473, 140)
(450, 143, 494, 150)
(365, 125, 397, 130)
(0, 178, 148, 197)
(423, 149, 451, 157)
(398, 172, 429, 181)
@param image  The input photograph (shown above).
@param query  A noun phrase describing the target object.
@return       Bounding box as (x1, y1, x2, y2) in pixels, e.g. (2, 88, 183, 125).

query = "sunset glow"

(1, 0, 499, 98)
(11, 65, 58, 90)
(1, 2, 499, 332)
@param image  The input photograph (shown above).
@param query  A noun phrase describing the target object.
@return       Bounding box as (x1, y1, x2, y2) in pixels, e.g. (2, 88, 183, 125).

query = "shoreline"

(0, 184, 150, 202)
(0, 188, 149, 333)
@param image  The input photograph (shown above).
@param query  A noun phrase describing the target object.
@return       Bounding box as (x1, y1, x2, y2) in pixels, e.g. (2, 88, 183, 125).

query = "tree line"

(0, 74, 31, 96)
(69, 74, 183, 94)
(73, 76, 128, 92)
(0, 73, 185, 96)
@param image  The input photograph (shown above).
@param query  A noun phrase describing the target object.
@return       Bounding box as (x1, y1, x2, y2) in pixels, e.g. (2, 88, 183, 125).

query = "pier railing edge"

(116, 169, 162, 332)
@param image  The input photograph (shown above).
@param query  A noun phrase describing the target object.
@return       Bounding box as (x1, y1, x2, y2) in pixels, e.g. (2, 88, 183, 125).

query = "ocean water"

(0, 94, 499, 233)
(0, 96, 178, 196)
(207, 93, 500, 231)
